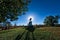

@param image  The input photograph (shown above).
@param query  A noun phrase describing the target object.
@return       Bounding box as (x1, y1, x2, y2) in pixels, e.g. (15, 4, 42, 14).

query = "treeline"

(0, 15, 60, 30)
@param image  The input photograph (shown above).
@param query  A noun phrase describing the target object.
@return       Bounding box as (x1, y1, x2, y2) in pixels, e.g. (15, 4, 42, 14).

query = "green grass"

(0, 27, 25, 40)
(0, 27, 60, 40)
(34, 28, 57, 40)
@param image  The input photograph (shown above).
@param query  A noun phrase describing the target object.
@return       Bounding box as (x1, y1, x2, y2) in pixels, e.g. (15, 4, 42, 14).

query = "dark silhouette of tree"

(44, 16, 54, 26)
(44, 15, 60, 26)
(0, 0, 31, 22)
(54, 15, 60, 25)
(6, 21, 12, 27)
(5, 21, 12, 29)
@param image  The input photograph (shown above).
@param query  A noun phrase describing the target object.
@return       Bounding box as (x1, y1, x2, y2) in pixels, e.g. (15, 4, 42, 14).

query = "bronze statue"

(27, 18, 35, 32)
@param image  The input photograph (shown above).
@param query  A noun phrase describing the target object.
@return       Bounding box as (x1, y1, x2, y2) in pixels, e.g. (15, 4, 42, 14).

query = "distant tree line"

(44, 15, 60, 26)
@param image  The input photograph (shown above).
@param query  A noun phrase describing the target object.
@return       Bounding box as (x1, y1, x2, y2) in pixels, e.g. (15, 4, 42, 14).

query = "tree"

(0, 0, 31, 22)
(54, 15, 60, 24)
(5, 21, 12, 29)
(44, 16, 55, 26)
(54, 15, 60, 26)
(44, 15, 60, 26)
(6, 21, 11, 27)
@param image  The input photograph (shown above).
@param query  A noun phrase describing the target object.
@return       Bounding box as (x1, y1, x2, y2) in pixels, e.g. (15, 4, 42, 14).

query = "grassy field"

(0, 27, 60, 40)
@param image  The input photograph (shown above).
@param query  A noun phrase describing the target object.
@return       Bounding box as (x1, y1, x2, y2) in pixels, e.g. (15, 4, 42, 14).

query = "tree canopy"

(0, 0, 31, 22)
(44, 15, 60, 26)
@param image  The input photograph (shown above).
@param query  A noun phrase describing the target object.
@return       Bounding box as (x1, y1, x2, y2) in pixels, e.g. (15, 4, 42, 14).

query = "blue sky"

(11, 0, 60, 26)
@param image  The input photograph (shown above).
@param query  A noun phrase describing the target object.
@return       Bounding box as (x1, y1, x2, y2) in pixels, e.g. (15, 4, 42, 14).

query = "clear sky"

(11, 0, 60, 26)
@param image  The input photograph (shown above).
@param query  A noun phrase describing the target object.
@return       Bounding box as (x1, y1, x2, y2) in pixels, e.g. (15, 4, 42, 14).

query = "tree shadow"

(15, 26, 36, 40)
(24, 26, 36, 40)
(24, 31, 30, 40)
(15, 31, 26, 40)
(31, 32, 36, 40)
(24, 31, 36, 40)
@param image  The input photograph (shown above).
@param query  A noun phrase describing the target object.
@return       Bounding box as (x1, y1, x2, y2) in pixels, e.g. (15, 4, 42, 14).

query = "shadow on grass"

(24, 31, 30, 40)
(24, 26, 36, 40)
(32, 32, 36, 40)
(15, 26, 36, 40)
(24, 31, 36, 40)
(15, 31, 26, 40)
